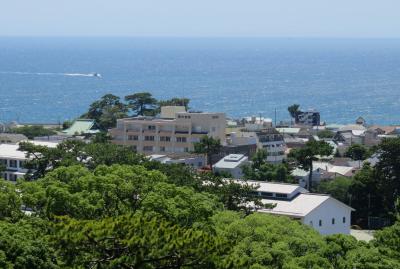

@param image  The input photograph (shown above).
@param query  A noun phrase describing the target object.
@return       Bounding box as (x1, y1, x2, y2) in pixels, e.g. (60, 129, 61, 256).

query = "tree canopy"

(1, 134, 400, 268)
(125, 92, 158, 116)
(194, 135, 222, 168)
(10, 125, 56, 139)
(288, 140, 333, 190)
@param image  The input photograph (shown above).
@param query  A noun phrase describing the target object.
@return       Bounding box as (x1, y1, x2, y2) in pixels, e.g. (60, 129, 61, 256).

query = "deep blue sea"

(1, 37, 400, 125)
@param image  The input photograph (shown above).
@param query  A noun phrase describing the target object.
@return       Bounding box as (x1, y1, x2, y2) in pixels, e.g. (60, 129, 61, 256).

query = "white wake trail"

(0, 71, 99, 77)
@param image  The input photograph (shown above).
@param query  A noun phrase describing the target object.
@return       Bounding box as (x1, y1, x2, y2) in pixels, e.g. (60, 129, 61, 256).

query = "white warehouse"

(242, 180, 354, 235)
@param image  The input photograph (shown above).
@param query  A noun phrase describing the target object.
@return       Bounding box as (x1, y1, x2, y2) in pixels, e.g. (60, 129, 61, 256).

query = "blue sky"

(1, 0, 399, 38)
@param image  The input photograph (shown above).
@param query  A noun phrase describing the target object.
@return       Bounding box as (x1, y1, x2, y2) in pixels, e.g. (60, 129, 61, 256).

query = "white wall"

(303, 198, 352, 235)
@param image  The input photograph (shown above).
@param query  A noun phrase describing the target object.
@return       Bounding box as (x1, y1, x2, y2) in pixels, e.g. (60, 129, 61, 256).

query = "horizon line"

(1, 35, 400, 40)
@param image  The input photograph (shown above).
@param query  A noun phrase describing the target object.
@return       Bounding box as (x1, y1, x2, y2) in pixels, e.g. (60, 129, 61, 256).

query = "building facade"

(110, 107, 226, 156)
(256, 128, 286, 163)
(244, 180, 354, 235)
(213, 154, 250, 178)
(296, 110, 320, 126)
(0, 144, 27, 181)
(0, 141, 58, 182)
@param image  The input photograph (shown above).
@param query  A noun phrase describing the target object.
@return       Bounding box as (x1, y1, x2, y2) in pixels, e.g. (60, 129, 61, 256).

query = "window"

(198, 162, 203, 167)
(332, 218, 335, 225)
(260, 192, 273, 198)
(9, 174, 17, 181)
(144, 136, 155, 141)
(212, 115, 219, 119)
(128, 135, 138, 141)
(184, 147, 189, 152)
(319, 220, 322, 227)
(275, 193, 288, 199)
(160, 136, 171, 142)
(309, 221, 313, 227)
(176, 137, 187, 143)
(9, 160, 17, 168)
(147, 125, 156, 130)
(19, 161, 25, 169)
(143, 146, 153, 152)
(343, 217, 346, 223)
(0, 159, 6, 166)
(160, 146, 166, 152)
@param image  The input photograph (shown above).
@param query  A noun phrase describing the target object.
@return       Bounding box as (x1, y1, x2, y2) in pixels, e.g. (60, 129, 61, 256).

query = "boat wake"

(0, 71, 101, 77)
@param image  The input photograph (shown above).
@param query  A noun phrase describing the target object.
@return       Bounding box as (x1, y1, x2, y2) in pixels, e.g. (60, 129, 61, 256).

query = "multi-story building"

(256, 128, 286, 163)
(0, 141, 58, 182)
(110, 106, 226, 156)
(296, 110, 320, 126)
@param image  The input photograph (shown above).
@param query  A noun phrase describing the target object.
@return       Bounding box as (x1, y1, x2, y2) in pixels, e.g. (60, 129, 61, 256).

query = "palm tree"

(288, 104, 300, 125)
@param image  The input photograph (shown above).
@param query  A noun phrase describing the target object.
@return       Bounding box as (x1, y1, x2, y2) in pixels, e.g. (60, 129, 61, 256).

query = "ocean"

(0, 37, 400, 125)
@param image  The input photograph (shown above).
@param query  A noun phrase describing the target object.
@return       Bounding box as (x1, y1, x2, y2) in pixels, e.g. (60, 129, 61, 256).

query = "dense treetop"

(0, 137, 399, 268)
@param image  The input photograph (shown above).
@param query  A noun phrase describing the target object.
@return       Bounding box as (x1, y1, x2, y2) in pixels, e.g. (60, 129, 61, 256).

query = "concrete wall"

(303, 198, 352, 235)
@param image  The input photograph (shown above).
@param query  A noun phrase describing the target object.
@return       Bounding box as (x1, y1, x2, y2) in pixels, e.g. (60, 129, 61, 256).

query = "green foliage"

(243, 150, 291, 182)
(213, 212, 329, 268)
(20, 165, 165, 219)
(125, 92, 158, 116)
(202, 178, 264, 213)
(81, 94, 128, 129)
(375, 138, 400, 218)
(288, 104, 301, 122)
(0, 219, 58, 268)
(289, 140, 333, 190)
(10, 125, 56, 139)
(373, 220, 400, 260)
(317, 177, 353, 204)
(53, 214, 225, 269)
(349, 163, 380, 226)
(348, 138, 400, 226)
(61, 120, 72, 130)
(19, 140, 145, 179)
(317, 129, 335, 139)
(0, 134, 399, 268)
(0, 181, 22, 221)
(345, 144, 371, 160)
(194, 135, 222, 167)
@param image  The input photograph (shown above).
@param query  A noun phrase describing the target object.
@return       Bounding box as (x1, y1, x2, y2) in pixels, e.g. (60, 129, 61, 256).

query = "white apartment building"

(240, 180, 354, 235)
(255, 128, 286, 163)
(110, 106, 226, 156)
(0, 141, 58, 182)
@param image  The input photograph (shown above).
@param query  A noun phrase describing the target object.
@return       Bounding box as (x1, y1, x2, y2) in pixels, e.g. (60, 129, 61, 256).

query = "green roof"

(62, 119, 100, 136)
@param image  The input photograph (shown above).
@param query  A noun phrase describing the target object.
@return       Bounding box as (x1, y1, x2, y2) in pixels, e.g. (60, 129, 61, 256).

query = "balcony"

(191, 130, 208, 135)
(175, 130, 189, 134)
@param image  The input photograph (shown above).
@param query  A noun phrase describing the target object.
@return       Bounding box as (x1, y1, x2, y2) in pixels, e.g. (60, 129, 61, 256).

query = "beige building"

(110, 106, 226, 155)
